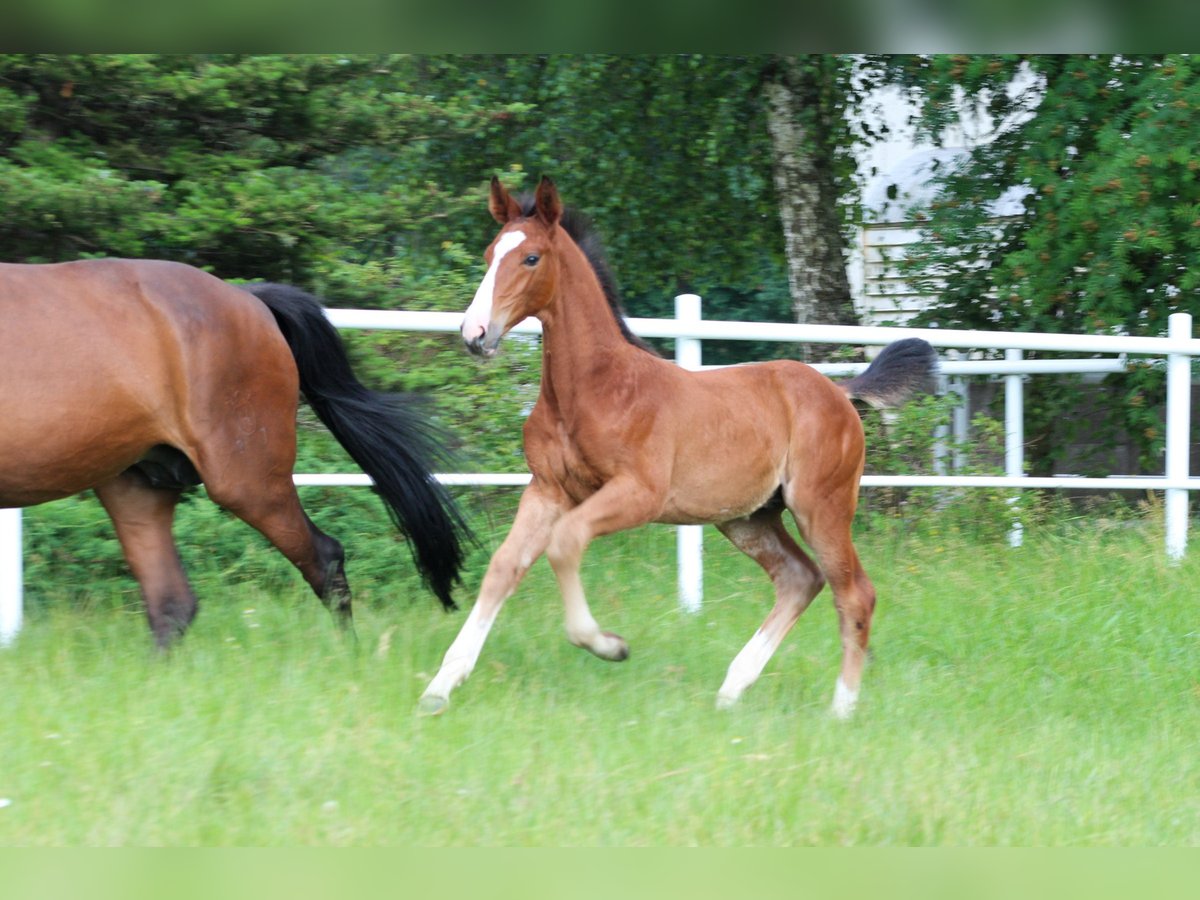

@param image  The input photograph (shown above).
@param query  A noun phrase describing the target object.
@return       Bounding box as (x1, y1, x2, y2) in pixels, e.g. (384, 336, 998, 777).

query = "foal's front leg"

(545, 475, 664, 662)
(418, 484, 566, 715)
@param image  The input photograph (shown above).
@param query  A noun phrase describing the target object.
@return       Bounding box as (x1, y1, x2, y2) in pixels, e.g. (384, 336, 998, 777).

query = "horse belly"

(659, 426, 785, 524)
(0, 409, 162, 506)
(0, 352, 168, 507)
(659, 465, 783, 525)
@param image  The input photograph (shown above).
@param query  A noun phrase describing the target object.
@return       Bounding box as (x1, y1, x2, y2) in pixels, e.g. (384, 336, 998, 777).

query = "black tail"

(840, 338, 939, 408)
(244, 282, 469, 610)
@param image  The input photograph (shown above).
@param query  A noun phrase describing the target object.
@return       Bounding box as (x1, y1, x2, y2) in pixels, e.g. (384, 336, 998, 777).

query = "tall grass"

(0, 513, 1196, 846)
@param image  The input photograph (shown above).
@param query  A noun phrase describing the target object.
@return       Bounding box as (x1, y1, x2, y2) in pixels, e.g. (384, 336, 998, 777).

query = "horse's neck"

(538, 257, 637, 413)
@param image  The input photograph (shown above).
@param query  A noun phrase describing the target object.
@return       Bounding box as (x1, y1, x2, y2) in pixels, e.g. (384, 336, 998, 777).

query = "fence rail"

(1, 299, 1194, 645)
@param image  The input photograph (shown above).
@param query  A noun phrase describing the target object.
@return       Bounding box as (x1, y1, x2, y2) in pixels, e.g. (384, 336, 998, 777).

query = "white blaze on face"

(462, 229, 526, 344)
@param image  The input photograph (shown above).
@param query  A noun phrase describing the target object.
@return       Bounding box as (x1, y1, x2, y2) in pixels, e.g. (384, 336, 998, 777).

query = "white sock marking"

(717, 629, 776, 705)
(422, 603, 496, 701)
(831, 677, 858, 719)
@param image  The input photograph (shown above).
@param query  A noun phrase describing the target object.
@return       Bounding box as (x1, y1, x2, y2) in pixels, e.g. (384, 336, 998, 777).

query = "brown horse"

(0, 259, 468, 646)
(420, 176, 936, 718)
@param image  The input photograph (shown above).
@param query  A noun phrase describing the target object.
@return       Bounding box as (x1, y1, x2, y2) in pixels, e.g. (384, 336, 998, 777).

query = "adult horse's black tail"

(839, 338, 939, 409)
(244, 282, 469, 610)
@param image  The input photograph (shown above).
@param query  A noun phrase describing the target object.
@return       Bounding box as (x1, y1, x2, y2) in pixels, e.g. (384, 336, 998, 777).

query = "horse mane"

(515, 194, 658, 355)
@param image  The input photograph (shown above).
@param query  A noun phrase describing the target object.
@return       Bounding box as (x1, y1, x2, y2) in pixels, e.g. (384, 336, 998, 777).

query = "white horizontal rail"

(325, 308, 1200, 357)
(720, 359, 1130, 377)
(630, 317, 1200, 356)
(292, 473, 1200, 492)
(860, 475, 1200, 490)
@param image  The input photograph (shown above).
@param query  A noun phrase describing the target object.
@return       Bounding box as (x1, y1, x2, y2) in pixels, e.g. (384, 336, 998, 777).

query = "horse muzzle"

(462, 322, 504, 358)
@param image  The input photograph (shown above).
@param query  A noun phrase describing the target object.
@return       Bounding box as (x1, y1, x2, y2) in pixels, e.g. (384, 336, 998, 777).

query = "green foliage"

(410, 54, 876, 338)
(893, 54, 1200, 470)
(452, 55, 786, 300)
(857, 393, 1022, 539)
(0, 54, 529, 290)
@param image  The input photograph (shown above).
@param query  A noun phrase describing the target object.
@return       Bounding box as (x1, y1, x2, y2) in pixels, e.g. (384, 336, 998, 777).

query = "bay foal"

(420, 177, 935, 717)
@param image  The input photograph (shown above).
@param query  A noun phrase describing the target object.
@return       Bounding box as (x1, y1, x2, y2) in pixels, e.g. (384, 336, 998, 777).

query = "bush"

(856, 390, 1028, 541)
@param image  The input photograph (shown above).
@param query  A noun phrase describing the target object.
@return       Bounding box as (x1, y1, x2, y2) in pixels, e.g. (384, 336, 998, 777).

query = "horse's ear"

(534, 176, 562, 228)
(489, 176, 521, 224)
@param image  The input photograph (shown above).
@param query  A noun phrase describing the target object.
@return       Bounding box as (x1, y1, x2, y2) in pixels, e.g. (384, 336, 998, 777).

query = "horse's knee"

(545, 525, 584, 571)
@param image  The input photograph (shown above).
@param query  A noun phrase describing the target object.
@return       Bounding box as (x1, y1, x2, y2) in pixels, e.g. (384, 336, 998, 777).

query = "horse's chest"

(524, 411, 613, 501)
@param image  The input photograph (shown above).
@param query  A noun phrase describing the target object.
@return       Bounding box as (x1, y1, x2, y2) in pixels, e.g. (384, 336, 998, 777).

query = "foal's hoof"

(416, 694, 449, 717)
(595, 631, 629, 662)
(714, 692, 739, 711)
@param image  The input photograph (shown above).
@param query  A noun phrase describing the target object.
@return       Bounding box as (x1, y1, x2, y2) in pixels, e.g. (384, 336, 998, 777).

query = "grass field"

(0, 513, 1196, 846)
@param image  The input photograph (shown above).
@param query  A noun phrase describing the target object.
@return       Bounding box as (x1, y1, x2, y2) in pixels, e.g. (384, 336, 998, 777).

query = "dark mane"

(516, 194, 658, 355)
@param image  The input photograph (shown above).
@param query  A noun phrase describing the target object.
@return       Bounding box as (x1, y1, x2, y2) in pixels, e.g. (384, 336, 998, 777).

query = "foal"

(420, 176, 935, 717)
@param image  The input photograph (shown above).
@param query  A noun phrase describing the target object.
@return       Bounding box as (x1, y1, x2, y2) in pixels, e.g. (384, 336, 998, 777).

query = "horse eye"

(523, 254, 540, 266)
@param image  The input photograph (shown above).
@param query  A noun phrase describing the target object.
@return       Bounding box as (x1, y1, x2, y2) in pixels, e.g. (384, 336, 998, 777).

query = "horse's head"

(461, 175, 562, 357)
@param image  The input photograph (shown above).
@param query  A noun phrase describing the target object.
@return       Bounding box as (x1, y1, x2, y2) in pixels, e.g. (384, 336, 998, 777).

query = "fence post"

(1165, 312, 1192, 562)
(932, 366, 950, 475)
(0, 508, 21, 646)
(1005, 348, 1025, 548)
(948, 350, 969, 471)
(674, 293, 704, 613)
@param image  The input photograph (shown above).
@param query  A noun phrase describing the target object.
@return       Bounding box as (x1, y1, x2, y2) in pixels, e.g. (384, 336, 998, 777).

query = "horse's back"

(0, 259, 293, 506)
(684, 358, 862, 443)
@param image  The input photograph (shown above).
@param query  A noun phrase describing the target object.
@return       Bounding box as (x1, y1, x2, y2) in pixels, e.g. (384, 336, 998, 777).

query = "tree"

(895, 54, 1200, 470)
(0, 54, 524, 303)
(763, 55, 861, 355)
(417, 55, 871, 362)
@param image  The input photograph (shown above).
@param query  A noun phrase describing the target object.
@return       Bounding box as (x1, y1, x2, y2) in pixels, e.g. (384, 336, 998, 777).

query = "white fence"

(1, 299, 1195, 644)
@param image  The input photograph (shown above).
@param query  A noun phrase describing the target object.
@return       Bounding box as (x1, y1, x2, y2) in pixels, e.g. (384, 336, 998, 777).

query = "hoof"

(597, 631, 629, 662)
(416, 694, 449, 717)
(715, 692, 738, 711)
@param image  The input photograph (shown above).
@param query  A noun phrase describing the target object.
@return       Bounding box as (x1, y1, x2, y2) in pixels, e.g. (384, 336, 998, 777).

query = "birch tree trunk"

(763, 56, 859, 361)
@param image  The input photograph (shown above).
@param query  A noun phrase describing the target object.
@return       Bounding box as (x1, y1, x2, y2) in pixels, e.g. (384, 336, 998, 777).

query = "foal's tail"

(839, 338, 939, 409)
(244, 282, 469, 610)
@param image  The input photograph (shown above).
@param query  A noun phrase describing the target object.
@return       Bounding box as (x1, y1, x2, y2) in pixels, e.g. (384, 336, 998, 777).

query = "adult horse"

(0, 259, 468, 646)
(420, 176, 936, 718)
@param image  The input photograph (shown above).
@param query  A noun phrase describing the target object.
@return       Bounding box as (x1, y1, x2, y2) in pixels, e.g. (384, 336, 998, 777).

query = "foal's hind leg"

(791, 493, 876, 719)
(95, 473, 196, 648)
(714, 510, 826, 709)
